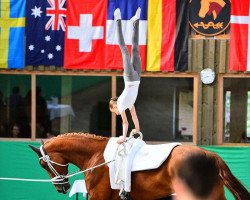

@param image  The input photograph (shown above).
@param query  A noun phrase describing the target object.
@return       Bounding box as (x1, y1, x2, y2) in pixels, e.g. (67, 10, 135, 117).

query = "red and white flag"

(229, 0, 250, 71)
(64, 0, 147, 70)
(64, 0, 106, 69)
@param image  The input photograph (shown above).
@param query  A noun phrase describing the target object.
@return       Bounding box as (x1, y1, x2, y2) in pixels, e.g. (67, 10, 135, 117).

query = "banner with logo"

(189, 0, 230, 36)
(0, 0, 25, 69)
(64, 0, 147, 70)
(229, 0, 250, 71)
(25, 0, 66, 67)
(146, 0, 189, 72)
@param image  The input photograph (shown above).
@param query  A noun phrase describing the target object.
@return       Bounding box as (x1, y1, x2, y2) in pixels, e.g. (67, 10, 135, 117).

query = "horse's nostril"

(61, 184, 70, 194)
(64, 183, 71, 192)
(62, 190, 67, 194)
(57, 189, 63, 193)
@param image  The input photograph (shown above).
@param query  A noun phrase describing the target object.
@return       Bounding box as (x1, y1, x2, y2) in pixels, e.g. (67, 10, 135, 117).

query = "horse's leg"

(85, 167, 120, 200)
(129, 163, 175, 200)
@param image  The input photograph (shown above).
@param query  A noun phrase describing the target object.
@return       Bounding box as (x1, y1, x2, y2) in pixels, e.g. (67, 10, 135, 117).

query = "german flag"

(147, 0, 189, 71)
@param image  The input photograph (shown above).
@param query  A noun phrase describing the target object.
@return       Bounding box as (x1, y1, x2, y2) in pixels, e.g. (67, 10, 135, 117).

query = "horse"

(29, 133, 250, 200)
(199, 0, 226, 20)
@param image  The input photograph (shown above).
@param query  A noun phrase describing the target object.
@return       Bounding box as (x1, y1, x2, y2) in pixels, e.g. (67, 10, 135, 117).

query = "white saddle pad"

(104, 137, 181, 172)
(104, 137, 181, 190)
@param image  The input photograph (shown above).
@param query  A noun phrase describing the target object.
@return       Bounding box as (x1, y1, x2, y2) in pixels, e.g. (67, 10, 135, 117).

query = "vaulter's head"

(109, 97, 120, 115)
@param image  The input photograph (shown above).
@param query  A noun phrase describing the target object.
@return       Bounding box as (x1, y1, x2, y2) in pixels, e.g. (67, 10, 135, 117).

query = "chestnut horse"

(29, 133, 250, 200)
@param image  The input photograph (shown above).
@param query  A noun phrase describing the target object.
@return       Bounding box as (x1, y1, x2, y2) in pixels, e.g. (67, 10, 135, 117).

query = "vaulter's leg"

(131, 7, 142, 77)
(114, 8, 133, 79)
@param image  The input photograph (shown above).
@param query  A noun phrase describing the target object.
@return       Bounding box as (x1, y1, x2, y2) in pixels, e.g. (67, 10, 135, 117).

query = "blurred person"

(0, 90, 6, 106)
(11, 123, 21, 138)
(36, 87, 51, 138)
(172, 153, 219, 200)
(25, 87, 51, 138)
(9, 86, 27, 126)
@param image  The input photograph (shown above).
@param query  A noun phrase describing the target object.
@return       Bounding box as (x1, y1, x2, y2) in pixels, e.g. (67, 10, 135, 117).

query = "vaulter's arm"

(130, 106, 140, 133)
(117, 111, 129, 144)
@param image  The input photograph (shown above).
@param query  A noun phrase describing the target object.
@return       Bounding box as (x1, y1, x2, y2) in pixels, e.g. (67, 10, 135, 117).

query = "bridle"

(39, 145, 69, 185)
(38, 145, 115, 185)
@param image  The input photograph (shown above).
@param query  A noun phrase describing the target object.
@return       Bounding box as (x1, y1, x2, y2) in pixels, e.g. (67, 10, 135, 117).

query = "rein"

(0, 145, 114, 184)
(1, 136, 140, 184)
(39, 145, 115, 184)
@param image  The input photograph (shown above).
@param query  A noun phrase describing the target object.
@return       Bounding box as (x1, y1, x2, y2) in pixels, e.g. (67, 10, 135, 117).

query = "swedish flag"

(0, 0, 25, 69)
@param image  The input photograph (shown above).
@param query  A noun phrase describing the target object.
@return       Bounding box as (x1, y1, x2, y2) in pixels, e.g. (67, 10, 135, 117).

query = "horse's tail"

(214, 153, 250, 200)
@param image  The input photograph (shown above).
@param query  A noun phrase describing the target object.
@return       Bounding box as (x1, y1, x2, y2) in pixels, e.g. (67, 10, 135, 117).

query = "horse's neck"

(48, 136, 108, 169)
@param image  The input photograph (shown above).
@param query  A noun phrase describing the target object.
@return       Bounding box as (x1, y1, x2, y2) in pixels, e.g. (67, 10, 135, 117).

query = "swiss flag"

(64, 0, 147, 70)
(229, 0, 250, 71)
(64, 0, 106, 69)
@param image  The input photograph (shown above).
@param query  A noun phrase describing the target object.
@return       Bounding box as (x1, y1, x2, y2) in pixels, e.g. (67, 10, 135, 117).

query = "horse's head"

(29, 142, 71, 194)
(199, 0, 211, 18)
(199, 0, 226, 19)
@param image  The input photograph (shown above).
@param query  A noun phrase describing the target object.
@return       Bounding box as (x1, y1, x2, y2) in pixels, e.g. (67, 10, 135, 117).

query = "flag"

(105, 0, 147, 70)
(25, 0, 66, 67)
(229, 0, 250, 71)
(0, 0, 25, 69)
(147, 0, 189, 71)
(64, 0, 106, 69)
(64, 0, 147, 70)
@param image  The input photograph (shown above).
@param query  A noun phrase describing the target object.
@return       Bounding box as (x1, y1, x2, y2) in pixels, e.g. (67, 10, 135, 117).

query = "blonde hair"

(109, 97, 118, 110)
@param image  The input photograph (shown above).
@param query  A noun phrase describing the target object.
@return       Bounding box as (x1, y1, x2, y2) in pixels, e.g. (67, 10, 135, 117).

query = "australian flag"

(26, 0, 66, 67)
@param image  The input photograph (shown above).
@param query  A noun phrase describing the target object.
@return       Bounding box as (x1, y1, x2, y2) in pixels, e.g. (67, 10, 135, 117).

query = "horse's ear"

(29, 145, 42, 157)
(41, 140, 44, 145)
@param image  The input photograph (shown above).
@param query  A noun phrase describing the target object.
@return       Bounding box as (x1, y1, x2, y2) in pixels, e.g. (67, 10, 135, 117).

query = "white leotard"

(117, 81, 140, 113)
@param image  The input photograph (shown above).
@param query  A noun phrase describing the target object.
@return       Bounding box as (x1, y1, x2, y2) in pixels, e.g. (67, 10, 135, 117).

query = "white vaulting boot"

(130, 7, 141, 23)
(114, 8, 121, 21)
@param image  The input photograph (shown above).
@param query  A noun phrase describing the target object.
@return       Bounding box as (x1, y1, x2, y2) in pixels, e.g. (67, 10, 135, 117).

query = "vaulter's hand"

(117, 136, 126, 144)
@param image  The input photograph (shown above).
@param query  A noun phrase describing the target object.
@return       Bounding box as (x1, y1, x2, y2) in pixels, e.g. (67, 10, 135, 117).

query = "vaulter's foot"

(130, 7, 141, 23)
(114, 8, 121, 21)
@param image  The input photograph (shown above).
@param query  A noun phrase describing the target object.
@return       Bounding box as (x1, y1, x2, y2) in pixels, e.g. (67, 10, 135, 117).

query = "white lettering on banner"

(68, 14, 104, 52)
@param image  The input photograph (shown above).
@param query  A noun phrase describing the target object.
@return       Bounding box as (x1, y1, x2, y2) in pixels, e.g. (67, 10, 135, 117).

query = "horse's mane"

(45, 132, 108, 144)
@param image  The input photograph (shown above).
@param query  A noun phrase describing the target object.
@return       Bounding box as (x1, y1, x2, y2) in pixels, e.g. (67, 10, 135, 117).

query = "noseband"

(39, 145, 69, 185)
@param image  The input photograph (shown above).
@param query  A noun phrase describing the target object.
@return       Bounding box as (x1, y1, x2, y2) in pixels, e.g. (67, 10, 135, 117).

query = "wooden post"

(193, 75, 199, 144)
(218, 40, 227, 73)
(60, 76, 72, 134)
(31, 73, 36, 141)
(217, 74, 224, 144)
(191, 39, 204, 144)
(201, 39, 216, 145)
